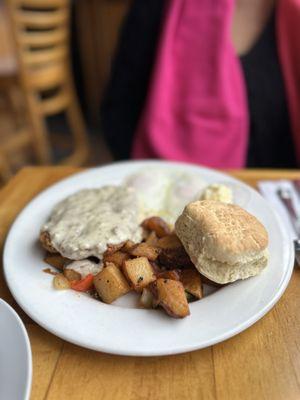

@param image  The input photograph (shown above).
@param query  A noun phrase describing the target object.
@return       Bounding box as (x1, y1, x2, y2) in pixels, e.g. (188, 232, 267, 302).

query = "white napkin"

(258, 180, 300, 240)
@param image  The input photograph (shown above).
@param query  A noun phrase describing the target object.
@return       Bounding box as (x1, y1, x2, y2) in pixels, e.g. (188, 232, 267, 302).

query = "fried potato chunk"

(145, 231, 158, 246)
(180, 269, 203, 299)
(103, 251, 130, 268)
(123, 257, 156, 291)
(44, 254, 70, 271)
(156, 270, 180, 281)
(63, 268, 81, 281)
(156, 234, 182, 249)
(53, 274, 70, 290)
(141, 217, 171, 238)
(93, 263, 131, 304)
(140, 288, 154, 309)
(149, 261, 162, 275)
(121, 240, 136, 253)
(128, 243, 160, 261)
(151, 279, 190, 318)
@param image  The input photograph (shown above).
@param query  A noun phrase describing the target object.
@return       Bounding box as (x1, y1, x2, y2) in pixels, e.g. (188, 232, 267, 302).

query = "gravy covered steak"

(40, 186, 143, 261)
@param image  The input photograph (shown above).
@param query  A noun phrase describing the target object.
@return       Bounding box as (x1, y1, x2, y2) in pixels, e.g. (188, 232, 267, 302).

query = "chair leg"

(6, 84, 24, 129)
(0, 151, 13, 182)
(24, 92, 52, 165)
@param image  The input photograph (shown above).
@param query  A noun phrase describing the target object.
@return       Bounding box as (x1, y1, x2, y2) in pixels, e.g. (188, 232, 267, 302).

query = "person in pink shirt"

(101, 0, 300, 169)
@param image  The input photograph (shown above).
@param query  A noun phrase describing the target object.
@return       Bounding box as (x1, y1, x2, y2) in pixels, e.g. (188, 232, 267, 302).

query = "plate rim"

(0, 298, 32, 399)
(3, 160, 295, 356)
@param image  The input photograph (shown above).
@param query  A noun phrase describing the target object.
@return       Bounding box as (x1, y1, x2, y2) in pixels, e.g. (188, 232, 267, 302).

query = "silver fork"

(277, 187, 300, 266)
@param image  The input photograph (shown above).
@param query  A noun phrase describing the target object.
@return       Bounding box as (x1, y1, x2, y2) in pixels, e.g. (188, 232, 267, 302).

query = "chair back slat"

(27, 62, 66, 90)
(23, 45, 67, 67)
(19, 27, 67, 48)
(11, 0, 69, 9)
(14, 8, 68, 29)
(7, 0, 70, 87)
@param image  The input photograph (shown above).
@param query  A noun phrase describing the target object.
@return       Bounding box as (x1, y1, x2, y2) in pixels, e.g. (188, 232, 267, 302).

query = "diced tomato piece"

(70, 274, 94, 292)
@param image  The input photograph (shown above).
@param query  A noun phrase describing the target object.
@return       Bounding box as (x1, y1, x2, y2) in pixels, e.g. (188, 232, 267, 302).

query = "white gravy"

(42, 186, 143, 260)
(65, 260, 103, 278)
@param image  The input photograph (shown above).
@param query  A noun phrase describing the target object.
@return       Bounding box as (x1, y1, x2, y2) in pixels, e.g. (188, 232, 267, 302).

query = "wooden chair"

(2, 0, 89, 174)
(0, 1, 21, 181)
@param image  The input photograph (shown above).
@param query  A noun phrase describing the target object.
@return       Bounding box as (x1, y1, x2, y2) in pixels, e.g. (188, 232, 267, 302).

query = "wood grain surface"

(1, 167, 300, 400)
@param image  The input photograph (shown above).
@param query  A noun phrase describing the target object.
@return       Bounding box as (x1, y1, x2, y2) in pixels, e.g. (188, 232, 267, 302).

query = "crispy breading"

(40, 231, 57, 253)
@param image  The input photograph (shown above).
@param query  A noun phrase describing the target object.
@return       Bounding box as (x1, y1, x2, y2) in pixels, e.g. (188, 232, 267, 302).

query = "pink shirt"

(132, 0, 300, 168)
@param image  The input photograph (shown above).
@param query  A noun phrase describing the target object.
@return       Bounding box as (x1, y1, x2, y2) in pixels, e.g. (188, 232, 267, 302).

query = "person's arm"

(100, 0, 165, 160)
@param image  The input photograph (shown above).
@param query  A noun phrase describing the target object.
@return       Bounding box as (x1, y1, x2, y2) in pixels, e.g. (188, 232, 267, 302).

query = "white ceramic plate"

(0, 299, 32, 400)
(3, 161, 294, 356)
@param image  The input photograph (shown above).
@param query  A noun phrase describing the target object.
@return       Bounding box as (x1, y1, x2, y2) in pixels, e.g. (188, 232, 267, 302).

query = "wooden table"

(1, 167, 300, 400)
